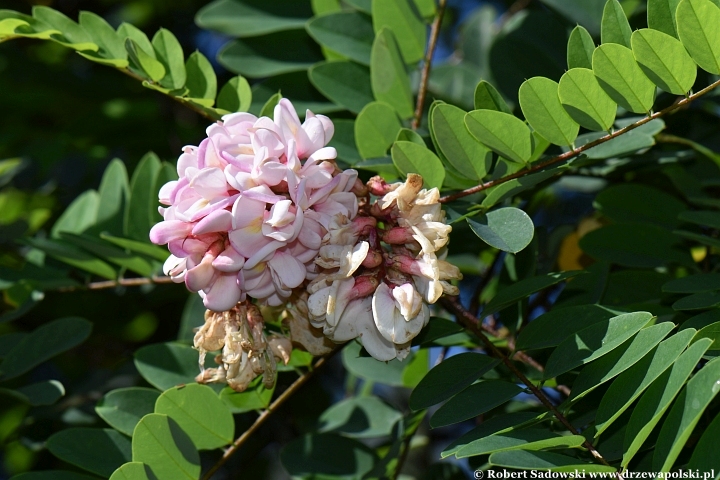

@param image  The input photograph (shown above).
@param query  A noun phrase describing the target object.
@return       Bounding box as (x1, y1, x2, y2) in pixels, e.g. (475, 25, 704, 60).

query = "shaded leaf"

(412, 317, 464, 346)
(306, 11, 373, 65)
(309, 61, 373, 114)
(489, 450, 617, 472)
(693, 321, 720, 350)
(342, 340, 406, 386)
(430, 380, 524, 428)
(567, 25, 595, 69)
(124, 152, 160, 242)
(410, 353, 498, 410)
(648, 0, 682, 37)
(195, 0, 312, 37)
(281, 433, 377, 479)
(484, 271, 584, 317)
(354, 102, 401, 159)
(109, 462, 154, 480)
(371, 0, 426, 64)
(474, 81, 512, 114)
(125, 38, 165, 82)
(673, 291, 720, 310)
(78, 11, 127, 64)
(688, 412, 720, 471)
(543, 311, 654, 380)
(47, 428, 131, 477)
(467, 207, 535, 254)
(96, 388, 160, 436)
(622, 338, 712, 467)
(3, 380, 65, 406)
(217, 75, 252, 113)
(185, 51, 216, 101)
(155, 384, 233, 450)
(0, 317, 91, 381)
(465, 110, 532, 164)
(133, 343, 200, 391)
(601, 0, 632, 47)
(664, 273, 720, 293)
(441, 412, 541, 458)
(391, 141, 445, 189)
(318, 396, 402, 438)
(595, 183, 686, 229)
(132, 414, 200, 480)
(51, 190, 99, 239)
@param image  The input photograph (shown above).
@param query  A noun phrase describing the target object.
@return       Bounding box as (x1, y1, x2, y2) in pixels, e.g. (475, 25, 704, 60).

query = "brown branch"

(201, 351, 338, 480)
(440, 296, 610, 466)
(439, 78, 720, 204)
(55, 276, 174, 292)
(411, 0, 448, 130)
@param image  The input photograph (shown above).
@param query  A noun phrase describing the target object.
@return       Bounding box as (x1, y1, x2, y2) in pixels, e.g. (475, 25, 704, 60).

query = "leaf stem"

(55, 276, 174, 292)
(201, 350, 338, 480)
(411, 0, 448, 130)
(439, 296, 611, 466)
(439, 78, 720, 204)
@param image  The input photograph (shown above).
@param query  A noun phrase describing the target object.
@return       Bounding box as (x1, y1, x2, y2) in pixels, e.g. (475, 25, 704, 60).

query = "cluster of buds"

(304, 173, 462, 361)
(194, 302, 292, 392)
(149, 99, 362, 311)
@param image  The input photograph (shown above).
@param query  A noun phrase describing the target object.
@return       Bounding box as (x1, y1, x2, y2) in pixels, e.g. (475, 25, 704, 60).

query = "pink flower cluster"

(150, 99, 360, 311)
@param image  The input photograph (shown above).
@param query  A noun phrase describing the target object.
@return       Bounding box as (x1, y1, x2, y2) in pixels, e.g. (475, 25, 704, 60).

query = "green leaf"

(543, 311, 654, 380)
(194, 0, 312, 37)
(441, 412, 541, 458)
(125, 38, 165, 82)
(218, 30, 323, 79)
(109, 462, 154, 480)
(23, 237, 117, 280)
(185, 51, 216, 101)
(306, 11, 373, 65)
(430, 380, 524, 428)
(595, 183, 686, 229)
(567, 25, 596, 69)
(456, 429, 586, 458)
(489, 450, 617, 472)
(395, 128, 425, 145)
(465, 110, 532, 164)
(570, 322, 675, 400)
(467, 207, 535, 254)
(309, 61, 373, 114)
(631, 29, 697, 95)
(281, 433, 377, 479)
(329, 119, 361, 165)
(47, 428, 131, 477)
(410, 353, 498, 410)
(558, 68, 617, 131)
(96, 388, 160, 436)
(152, 29, 186, 90)
(430, 104, 492, 180)
(370, 28, 414, 119)
(673, 291, 720, 310)
(693, 321, 720, 350)
(664, 273, 720, 293)
(155, 384, 233, 450)
(474, 81, 512, 113)
(59, 233, 155, 277)
(595, 328, 695, 436)
(681, 310, 720, 331)
(622, 338, 712, 467)
(101, 234, 169, 262)
(117, 23, 154, 58)
(648, 0, 682, 37)
(219, 379, 274, 413)
(217, 75, 252, 113)
(679, 210, 720, 229)
(259, 92, 281, 118)
(9, 380, 65, 406)
(674, 229, 720, 249)
(124, 152, 160, 242)
(355, 101, 402, 159)
(78, 11, 127, 62)
(342, 340, 406, 386)
(653, 357, 720, 471)
(579, 223, 695, 268)
(0, 317, 91, 381)
(132, 414, 200, 480)
(319, 396, 402, 438)
(676, 0, 720, 74)
(93, 158, 129, 236)
(484, 271, 584, 317)
(601, 0, 632, 47)
(371, 0, 426, 64)
(593, 43, 655, 114)
(516, 305, 620, 351)
(51, 190, 99, 239)
(391, 141, 445, 189)
(12, 471, 99, 480)
(32, 7, 97, 51)
(133, 343, 200, 391)
(519, 77, 579, 147)
(688, 412, 720, 471)
(481, 168, 562, 208)
(412, 317, 464, 347)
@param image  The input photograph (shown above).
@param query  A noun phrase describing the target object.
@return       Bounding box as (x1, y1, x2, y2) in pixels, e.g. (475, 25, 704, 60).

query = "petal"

(149, 220, 193, 245)
(203, 273, 243, 311)
(192, 209, 233, 235)
(212, 245, 246, 272)
(191, 167, 228, 200)
(268, 250, 306, 289)
(185, 257, 216, 292)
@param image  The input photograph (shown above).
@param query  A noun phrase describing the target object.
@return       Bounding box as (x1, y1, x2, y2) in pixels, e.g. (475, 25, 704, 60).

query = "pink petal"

(149, 220, 193, 245)
(202, 273, 243, 311)
(268, 251, 306, 289)
(185, 256, 216, 291)
(212, 245, 245, 272)
(192, 209, 233, 235)
(190, 167, 228, 200)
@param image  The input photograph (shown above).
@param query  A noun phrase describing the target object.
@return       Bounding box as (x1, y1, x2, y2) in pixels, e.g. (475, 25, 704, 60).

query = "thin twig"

(439, 79, 720, 204)
(440, 296, 610, 466)
(55, 276, 174, 292)
(202, 351, 338, 480)
(412, 0, 448, 130)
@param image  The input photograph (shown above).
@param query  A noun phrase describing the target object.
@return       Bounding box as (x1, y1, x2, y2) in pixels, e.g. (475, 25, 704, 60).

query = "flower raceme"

(150, 99, 461, 363)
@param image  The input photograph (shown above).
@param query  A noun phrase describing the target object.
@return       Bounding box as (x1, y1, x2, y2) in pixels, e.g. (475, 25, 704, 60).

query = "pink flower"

(150, 98, 360, 311)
